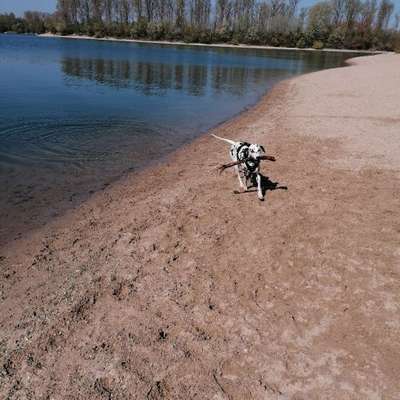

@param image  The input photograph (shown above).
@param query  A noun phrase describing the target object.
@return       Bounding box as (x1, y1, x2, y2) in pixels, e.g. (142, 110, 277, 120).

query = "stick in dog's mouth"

(217, 155, 276, 174)
(258, 155, 276, 162)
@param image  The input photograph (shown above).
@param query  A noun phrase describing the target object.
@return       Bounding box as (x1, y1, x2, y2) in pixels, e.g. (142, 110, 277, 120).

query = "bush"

(183, 28, 198, 43)
(269, 34, 282, 47)
(214, 28, 233, 43)
(296, 37, 307, 48)
(55, 21, 74, 36)
(244, 28, 260, 45)
(326, 29, 345, 49)
(231, 31, 245, 44)
(312, 40, 324, 49)
(146, 22, 163, 40)
(92, 22, 105, 38)
(196, 30, 212, 44)
(393, 36, 400, 53)
(130, 18, 147, 38)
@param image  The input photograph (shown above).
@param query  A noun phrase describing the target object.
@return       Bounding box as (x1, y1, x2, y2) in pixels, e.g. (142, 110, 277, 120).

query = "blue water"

(0, 34, 361, 244)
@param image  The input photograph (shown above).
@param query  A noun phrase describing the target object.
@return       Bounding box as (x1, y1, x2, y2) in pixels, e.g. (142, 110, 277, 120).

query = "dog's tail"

(211, 133, 236, 145)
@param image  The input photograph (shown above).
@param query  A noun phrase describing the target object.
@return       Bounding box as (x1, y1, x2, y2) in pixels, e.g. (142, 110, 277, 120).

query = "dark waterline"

(0, 34, 363, 246)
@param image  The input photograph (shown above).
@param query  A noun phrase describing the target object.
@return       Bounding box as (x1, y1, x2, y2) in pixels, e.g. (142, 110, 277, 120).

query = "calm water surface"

(0, 34, 361, 244)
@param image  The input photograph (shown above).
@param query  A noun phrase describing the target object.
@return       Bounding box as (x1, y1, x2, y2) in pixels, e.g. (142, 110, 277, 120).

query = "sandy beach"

(1, 53, 399, 399)
(39, 32, 381, 54)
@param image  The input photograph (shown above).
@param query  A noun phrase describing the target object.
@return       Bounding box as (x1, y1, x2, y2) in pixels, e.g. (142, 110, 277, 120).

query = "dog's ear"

(260, 145, 265, 153)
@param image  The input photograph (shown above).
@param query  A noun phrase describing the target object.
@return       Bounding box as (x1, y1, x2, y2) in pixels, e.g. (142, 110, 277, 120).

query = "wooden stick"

(258, 155, 276, 162)
(217, 160, 244, 174)
(217, 155, 276, 174)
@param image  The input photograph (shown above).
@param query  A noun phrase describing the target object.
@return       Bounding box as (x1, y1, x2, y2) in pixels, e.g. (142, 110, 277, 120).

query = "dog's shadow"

(234, 174, 288, 197)
(260, 175, 288, 196)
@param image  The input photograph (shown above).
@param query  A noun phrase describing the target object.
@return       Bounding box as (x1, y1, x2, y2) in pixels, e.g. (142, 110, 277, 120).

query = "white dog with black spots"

(212, 134, 276, 201)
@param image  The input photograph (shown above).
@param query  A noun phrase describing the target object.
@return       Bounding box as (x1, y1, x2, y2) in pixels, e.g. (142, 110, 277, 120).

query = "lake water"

(0, 34, 360, 245)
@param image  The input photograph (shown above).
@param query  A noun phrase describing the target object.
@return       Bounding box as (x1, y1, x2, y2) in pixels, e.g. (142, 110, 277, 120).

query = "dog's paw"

(258, 195, 264, 201)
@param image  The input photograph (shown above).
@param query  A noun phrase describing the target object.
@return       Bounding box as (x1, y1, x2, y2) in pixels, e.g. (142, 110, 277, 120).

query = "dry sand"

(1, 53, 399, 399)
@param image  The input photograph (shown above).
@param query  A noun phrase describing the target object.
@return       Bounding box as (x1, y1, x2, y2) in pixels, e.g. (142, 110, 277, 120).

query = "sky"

(0, 0, 399, 17)
(0, 0, 56, 15)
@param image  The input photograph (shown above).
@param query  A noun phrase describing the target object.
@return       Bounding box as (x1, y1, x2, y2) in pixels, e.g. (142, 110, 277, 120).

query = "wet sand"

(1, 53, 399, 399)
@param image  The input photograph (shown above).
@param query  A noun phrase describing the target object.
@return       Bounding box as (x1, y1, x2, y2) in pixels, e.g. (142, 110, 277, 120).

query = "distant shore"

(1, 53, 400, 398)
(39, 32, 382, 54)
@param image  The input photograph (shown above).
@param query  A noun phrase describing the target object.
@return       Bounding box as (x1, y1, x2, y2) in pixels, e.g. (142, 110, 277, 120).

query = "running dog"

(212, 134, 276, 201)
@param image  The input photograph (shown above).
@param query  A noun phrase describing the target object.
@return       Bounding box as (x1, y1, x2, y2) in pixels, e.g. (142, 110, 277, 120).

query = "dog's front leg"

(256, 171, 263, 200)
(236, 166, 247, 191)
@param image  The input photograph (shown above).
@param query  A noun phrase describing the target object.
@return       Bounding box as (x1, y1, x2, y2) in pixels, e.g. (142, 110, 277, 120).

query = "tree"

(1, 0, 398, 51)
(331, 0, 346, 25)
(376, 0, 394, 31)
(24, 11, 47, 33)
(344, 0, 361, 31)
(176, 0, 185, 31)
(307, 1, 333, 41)
(0, 13, 17, 32)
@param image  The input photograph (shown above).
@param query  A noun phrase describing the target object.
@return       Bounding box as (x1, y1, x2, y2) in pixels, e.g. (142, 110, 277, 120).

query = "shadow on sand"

(233, 174, 288, 198)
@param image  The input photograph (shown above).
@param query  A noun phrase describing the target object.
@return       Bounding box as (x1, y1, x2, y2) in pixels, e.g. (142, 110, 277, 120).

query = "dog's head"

(248, 144, 265, 159)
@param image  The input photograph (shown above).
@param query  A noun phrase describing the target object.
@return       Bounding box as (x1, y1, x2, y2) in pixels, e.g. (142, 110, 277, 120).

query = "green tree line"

(1, 0, 399, 50)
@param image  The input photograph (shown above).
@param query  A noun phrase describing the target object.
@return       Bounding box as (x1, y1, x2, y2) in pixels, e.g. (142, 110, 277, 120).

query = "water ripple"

(0, 117, 176, 168)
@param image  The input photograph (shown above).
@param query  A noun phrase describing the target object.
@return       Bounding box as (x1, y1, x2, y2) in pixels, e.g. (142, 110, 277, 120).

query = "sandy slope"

(0, 54, 399, 399)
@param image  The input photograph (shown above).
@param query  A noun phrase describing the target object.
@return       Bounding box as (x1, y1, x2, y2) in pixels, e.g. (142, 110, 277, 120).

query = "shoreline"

(1, 53, 399, 398)
(38, 32, 382, 54)
(0, 36, 359, 249)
